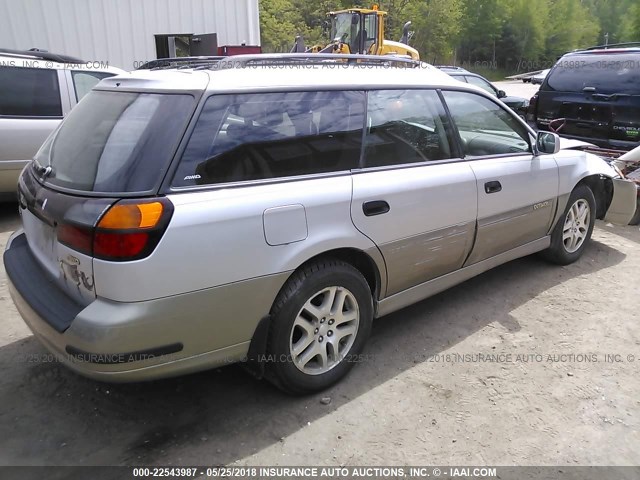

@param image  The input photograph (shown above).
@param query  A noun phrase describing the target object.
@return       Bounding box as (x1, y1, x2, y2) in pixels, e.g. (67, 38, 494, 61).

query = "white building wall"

(0, 0, 260, 70)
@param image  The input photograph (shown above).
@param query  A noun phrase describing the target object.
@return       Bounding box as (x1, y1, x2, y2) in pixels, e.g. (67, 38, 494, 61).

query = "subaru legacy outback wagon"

(4, 54, 637, 394)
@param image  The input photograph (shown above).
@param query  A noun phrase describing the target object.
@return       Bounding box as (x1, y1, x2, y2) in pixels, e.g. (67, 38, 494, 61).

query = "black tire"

(265, 259, 373, 394)
(628, 197, 640, 226)
(542, 185, 596, 265)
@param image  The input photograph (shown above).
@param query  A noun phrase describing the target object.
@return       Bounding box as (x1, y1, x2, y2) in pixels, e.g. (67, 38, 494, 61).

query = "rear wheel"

(265, 259, 373, 394)
(543, 185, 596, 265)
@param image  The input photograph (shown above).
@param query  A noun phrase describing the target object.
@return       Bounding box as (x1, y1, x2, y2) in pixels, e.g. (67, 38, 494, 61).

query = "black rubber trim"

(3, 234, 83, 333)
(65, 343, 183, 364)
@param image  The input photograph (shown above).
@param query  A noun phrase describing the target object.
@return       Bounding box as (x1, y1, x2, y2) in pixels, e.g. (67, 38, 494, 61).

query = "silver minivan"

(3, 55, 637, 393)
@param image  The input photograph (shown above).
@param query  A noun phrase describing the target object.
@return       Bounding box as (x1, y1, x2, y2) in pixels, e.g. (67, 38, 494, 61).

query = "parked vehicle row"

(3, 54, 636, 394)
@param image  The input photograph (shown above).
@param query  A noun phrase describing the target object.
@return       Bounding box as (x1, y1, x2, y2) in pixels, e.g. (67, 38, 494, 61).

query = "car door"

(350, 89, 478, 297)
(441, 90, 558, 265)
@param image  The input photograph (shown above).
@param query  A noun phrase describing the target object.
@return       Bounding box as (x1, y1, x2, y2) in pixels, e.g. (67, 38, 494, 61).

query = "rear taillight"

(56, 198, 174, 261)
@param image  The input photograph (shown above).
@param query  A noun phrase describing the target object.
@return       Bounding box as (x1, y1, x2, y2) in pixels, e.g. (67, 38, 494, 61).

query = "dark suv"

(529, 44, 640, 151)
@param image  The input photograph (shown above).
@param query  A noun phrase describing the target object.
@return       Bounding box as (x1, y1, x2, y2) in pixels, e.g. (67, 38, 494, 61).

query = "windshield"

(35, 91, 195, 193)
(333, 13, 356, 44)
(546, 53, 640, 94)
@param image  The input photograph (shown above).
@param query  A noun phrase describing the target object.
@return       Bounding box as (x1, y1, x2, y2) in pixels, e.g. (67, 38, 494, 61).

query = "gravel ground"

(1, 185, 639, 466)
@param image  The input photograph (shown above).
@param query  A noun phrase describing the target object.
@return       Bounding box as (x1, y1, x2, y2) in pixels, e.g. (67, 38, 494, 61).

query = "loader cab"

(330, 9, 380, 54)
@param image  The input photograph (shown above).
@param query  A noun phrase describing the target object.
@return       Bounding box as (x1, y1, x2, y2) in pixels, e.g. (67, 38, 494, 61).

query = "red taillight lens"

(94, 232, 150, 259)
(56, 197, 173, 261)
(57, 224, 93, 255)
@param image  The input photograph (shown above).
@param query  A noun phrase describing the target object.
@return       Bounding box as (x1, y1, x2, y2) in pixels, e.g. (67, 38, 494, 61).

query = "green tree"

(406, 0, 463, 63)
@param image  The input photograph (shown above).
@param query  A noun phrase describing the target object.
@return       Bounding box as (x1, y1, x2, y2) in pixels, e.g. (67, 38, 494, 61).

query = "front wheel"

(542, 185, 596, 265)
(265, 259, 373, 394)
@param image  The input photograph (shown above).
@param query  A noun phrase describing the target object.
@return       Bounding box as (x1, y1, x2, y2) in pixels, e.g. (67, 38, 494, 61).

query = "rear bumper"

(4, 230, 289, 382)
(536, 128, 639, 152)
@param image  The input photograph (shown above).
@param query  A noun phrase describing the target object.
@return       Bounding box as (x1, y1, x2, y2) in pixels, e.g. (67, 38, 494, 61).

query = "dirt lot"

(1, 197, 639, 468)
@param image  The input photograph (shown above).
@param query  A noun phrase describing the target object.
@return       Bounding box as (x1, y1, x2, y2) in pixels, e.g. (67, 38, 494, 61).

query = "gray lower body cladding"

(6, 232, 291, 381)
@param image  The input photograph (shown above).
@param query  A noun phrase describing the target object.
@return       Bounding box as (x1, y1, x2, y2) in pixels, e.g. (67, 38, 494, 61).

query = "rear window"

(36, 91, 195, 193)
(0, 66, 62, 117)
(546, 53, 640, 94)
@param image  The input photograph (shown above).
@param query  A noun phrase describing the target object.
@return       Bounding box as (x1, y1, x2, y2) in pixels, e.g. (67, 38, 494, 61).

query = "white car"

(0, 48, 124, 200)
(531, 68, 550, 85)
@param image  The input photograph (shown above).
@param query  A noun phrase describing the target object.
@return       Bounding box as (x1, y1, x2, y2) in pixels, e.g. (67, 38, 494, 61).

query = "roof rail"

(138, 53, 422, 72)
(137, 56, 225, 70)
(582, 42, 640, 51)
(209, 53, 422, 69)
(0, 48, 85, 64)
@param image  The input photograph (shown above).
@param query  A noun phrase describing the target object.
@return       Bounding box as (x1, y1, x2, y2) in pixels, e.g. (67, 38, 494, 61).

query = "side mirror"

(497, 89, 506, 98)
(535, 131, 561, 155)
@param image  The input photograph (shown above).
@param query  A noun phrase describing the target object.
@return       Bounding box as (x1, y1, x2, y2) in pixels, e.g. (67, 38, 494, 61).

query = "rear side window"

(71, 71, 114, 101)
(38, 91, 195, 193)
(442, 90, 530, 156)
(173, 91, 365, 187)
(364, 89, 454, 167)
(546, 54, 640, 94)
(0, 67, 62, 117)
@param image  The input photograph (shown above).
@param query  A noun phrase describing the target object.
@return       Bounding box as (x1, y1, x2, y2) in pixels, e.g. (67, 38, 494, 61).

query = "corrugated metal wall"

(0, 0, 260, 70)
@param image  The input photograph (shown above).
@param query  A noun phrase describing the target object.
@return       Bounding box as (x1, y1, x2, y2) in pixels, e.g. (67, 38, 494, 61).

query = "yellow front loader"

(292, 6, 419, 60)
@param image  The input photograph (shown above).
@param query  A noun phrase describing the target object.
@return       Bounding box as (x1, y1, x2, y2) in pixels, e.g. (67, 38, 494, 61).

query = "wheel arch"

(244, 247, 384, 378)
(575, 174, 613, 220)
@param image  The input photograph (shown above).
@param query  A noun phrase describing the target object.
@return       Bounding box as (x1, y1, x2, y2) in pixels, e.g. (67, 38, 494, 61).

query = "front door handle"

(363, 200, 390, 217)
(484, 181, 502, 194)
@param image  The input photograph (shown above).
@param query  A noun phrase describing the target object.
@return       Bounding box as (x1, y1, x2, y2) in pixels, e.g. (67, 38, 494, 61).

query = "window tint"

(546, 54, 640, 94)
(0, 67, 62, 117)
(173, 91, 365, 187)
(364, 89, 454, 168)
(71, 71, 114, 101)
(37, 91, 195, 193)
(442, 91, 530, 156)
(465, 76, 496, 96)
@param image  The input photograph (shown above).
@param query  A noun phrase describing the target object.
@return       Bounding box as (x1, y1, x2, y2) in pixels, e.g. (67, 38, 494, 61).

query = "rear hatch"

(18, 89, 196, 304)
(536, 52, 640, 146)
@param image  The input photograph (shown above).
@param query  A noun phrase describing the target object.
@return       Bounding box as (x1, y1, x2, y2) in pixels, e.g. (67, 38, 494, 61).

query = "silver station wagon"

(3, 54, 637, 394)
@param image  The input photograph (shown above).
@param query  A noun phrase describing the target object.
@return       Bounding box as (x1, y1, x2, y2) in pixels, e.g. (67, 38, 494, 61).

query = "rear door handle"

(484, 181, 502, 194)
(362, 200, 390, 217)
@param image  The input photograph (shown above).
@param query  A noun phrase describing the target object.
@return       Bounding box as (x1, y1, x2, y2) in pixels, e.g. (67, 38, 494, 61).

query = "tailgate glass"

(546, 54, 640, 94)
(35, 91, 195, 194)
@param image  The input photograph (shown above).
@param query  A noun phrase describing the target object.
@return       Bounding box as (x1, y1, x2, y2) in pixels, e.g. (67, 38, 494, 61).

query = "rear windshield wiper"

(33, 161, 54, 178)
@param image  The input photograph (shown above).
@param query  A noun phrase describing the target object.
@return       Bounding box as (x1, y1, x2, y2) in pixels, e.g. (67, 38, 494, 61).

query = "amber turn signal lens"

(98, 202, 164, 230)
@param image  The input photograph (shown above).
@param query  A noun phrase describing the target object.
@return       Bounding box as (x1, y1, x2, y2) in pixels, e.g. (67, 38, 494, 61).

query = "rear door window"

(37, 91, 195, 193)
(172, 91, 365, 187)
(0, 67, 62, 117)
(363, 89, 455, 167)
(546, 53, 640, 94)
